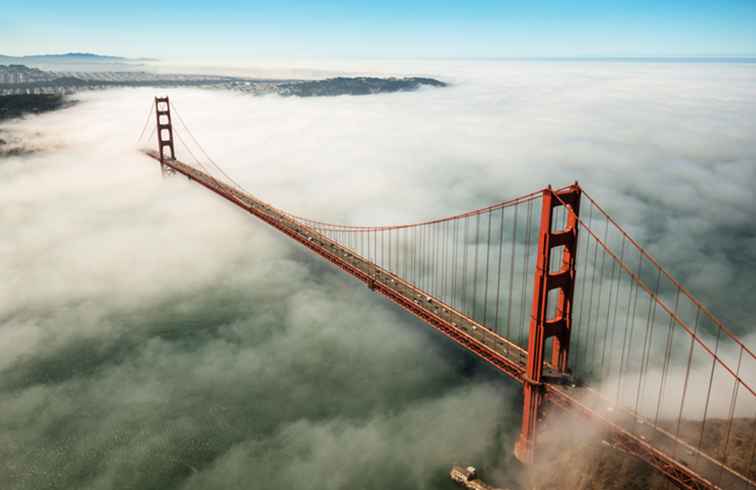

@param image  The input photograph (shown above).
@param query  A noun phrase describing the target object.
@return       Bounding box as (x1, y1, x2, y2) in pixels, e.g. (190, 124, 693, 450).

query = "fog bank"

(1, 60, 755, 489)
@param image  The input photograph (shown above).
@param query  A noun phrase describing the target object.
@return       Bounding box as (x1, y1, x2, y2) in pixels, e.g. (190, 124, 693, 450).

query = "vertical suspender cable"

(472, 213, 481, 320)
(483, 210, 493, 325)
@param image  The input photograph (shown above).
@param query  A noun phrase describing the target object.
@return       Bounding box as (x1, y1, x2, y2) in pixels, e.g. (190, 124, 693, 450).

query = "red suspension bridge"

(139, 97, 754, 489)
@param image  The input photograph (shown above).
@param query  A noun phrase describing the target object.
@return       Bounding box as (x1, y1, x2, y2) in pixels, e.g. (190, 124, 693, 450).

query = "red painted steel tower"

(514, 184, 581, 464)
(154, 96, 176, 176)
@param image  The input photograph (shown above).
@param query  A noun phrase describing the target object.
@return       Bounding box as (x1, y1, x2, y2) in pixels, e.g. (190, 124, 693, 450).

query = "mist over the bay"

(1, 59, 755, 489)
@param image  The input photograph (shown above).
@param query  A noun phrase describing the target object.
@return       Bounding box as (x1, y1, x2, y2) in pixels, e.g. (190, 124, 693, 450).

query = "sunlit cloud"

(1, 60, 754, 489)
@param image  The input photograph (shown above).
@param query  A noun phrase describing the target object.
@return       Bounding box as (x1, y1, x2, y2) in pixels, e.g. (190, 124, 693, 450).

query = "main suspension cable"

(136, 102, 155, 144)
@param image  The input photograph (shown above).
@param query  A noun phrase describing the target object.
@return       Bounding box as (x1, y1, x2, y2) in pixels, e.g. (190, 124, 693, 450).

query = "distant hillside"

(277, 77, 447, 96)
(0, 53, 131, 64)
(0, 65, 447, 98)
(0, 94, 71, 121)
(0, 64, 54, 82)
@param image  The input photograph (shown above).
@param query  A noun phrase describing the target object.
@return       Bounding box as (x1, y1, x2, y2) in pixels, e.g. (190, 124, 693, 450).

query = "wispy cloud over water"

(1, 60, 754, 489)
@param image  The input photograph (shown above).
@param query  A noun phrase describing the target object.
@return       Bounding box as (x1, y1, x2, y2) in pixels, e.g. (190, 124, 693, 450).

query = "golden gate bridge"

(138, 97, 754, 489)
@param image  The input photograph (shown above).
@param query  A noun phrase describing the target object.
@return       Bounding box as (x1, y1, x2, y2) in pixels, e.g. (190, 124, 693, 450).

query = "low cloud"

(1, 60, 755, 489)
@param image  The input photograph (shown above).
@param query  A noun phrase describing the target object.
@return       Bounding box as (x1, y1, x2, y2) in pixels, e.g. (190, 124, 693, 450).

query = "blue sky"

(2, 0, 755, 60)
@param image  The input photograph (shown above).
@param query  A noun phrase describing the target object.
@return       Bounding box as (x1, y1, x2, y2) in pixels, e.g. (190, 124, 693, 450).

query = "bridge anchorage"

(141, 96, 755, 490)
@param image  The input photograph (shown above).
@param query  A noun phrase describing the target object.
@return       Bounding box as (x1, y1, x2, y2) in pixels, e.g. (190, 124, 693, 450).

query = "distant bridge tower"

(515, 184, 581, 464)
(154, 96, 176, 175)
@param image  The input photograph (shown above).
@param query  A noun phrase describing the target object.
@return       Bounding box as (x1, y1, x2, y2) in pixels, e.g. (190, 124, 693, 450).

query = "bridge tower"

(154, 96, 176, 175)
(514, 184, 581, 464)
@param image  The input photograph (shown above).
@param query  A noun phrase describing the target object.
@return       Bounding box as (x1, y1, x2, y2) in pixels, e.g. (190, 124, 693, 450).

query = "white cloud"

(1, 60, 755, 489)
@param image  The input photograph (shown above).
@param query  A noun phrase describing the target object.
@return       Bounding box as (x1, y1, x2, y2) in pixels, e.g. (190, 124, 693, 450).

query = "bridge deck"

(145, 151, 754, 490)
